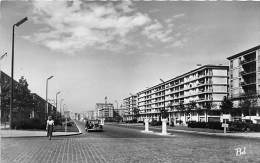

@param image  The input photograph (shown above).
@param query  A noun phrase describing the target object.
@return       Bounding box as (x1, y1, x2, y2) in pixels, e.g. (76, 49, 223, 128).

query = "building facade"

(123, 95, 137, 121)
(95, 103, 114, 119)
(227, 45, 260, 123)
(137, 65, 229, 124)
(1, 71, 57, 127)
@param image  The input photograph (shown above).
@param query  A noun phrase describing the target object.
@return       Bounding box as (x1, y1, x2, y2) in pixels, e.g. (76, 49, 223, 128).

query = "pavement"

(112, 123, 260, 139)
(0, 120, 81, 138)
(2, 123, 260, 163)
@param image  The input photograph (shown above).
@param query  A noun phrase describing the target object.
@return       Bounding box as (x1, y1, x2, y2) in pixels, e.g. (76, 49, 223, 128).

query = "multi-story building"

(96, 103, 114, 119)
(227, 45, 260, 123)
(1, 71, 57, 126)
(123, 95, 137, 121)
(137, 65, 229, 124)
(84, 110, 95, 120)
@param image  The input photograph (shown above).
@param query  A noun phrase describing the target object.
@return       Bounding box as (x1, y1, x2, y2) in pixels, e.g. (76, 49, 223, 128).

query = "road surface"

(2, 121, 260, 163)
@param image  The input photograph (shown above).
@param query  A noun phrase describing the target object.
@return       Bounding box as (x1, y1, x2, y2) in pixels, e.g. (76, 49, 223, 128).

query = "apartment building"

(95, 103, 114, 119)
(123, 95, 137, 121)
(137, 65, 229, 124)
(227, 45, 260, 123)
(1, 71, 57, 126)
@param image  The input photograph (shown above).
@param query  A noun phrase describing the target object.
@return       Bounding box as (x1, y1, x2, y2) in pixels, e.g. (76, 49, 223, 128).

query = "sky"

(0, 1, 260, 113)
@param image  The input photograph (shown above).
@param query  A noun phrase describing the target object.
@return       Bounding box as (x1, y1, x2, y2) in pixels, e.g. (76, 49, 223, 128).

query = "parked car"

(85, 120, 103, 132)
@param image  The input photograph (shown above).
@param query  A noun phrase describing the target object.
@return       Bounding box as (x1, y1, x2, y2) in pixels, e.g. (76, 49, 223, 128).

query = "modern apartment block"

(137, 65, 229, 124)
(123, 95, 137, 121)
(227, 45, 260, 123)
(95, 103, 114, 119)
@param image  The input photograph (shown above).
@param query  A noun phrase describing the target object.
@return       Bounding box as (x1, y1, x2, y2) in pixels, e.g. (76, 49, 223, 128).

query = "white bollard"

(145, 118, 149, 132)
(162, 119, 167, 135)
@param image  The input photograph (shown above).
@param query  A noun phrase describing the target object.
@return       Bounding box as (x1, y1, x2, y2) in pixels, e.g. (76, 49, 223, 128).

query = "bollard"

(145, 118, 149, 132)
(162, 119, 167, 135)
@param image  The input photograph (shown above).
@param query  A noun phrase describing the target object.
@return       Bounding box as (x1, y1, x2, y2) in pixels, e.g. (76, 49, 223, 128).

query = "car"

(85, 120, 103, 132)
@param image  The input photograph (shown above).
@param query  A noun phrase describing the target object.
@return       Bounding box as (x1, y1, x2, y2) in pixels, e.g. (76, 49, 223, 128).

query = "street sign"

(222, 123, 229, 128)
(222, 114, 231, 119)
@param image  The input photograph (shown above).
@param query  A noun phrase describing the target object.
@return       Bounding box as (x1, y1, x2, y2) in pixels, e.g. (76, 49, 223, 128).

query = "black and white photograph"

(1, 0, 260, 162)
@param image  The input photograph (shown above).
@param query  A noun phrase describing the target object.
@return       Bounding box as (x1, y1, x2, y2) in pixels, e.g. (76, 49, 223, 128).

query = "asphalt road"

(2, 122, 260, 163)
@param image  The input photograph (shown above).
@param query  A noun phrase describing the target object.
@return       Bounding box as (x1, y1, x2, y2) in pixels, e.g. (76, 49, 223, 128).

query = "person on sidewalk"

(46, 116, 54, 140)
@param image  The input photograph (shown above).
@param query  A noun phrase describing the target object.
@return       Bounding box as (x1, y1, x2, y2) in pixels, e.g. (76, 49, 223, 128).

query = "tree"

(186, 101, 197, 121)
(239, 93, 258, 118)
(176, 101, 185, 123)
(132, 107, 140, 120)
(160, 107, 169, 119)
(220, 96, 233, 114)
(203, 101, 215, 122)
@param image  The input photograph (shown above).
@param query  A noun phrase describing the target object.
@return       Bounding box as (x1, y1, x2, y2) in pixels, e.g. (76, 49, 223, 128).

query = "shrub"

(187, 121, 222, 130)
(187, 121, 208, 128)
(249, 124, 260, 132)
(12, 118, 45, 130)
(228, 121, 249, 132)
(150, 120, 162, 126)
(125, 119, 138, 123)
(208, 122, 222, 130)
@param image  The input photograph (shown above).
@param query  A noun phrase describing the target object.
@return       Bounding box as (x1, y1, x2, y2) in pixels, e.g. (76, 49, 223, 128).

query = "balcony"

(241, 81, 256, 87)
(240, 70, 256, 76)
(241, 59, 256, 65)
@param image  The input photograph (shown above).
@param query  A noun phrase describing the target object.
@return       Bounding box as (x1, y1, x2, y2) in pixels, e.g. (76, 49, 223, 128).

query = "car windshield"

(89, 120, 100, 124)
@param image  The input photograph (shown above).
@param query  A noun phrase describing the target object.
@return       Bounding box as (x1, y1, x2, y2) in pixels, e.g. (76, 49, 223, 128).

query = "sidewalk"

(1, 120, 82, 138)
(112, 123, 260, 139)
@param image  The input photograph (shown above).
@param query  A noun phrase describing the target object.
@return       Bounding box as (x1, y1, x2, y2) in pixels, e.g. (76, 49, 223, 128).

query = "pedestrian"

(46, 116, 54, 140)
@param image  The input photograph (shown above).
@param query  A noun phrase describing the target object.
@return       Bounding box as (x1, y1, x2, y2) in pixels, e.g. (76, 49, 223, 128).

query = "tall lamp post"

(63, 104, 67, 132)
(115, 100, 118, 119)
(56, 91, 61, 119)
(60, 98, 64, 119)
(160, 79, 166, 121)
(10, 17, 28, 129)
(46, 75, 54, 119)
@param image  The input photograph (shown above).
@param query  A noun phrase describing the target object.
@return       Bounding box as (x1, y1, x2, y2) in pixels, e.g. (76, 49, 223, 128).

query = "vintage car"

(85, 120, 103, 132)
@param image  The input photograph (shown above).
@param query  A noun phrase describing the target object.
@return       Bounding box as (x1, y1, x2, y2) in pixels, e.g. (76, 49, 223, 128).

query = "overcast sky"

(1, 1, 260, 113)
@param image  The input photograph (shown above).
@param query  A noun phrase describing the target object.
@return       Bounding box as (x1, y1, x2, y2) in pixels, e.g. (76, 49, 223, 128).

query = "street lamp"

(60, 98, 64, 118)
(56, 91, 61, 119)
(46, 75, 54, 119)
(115, 100, 118, 118)
(63, 104, 67, 132)
(0, 52, 7, 60)
(10, 17, 28, 129)
(160, 78, 166, 121)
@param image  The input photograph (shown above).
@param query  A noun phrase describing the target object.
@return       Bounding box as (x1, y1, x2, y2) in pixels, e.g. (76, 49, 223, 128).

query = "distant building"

(84, 110, 95, 120)
(227, 45, 260, 123)
(123, 95, 137, 121)
(96, 103, 114, 118)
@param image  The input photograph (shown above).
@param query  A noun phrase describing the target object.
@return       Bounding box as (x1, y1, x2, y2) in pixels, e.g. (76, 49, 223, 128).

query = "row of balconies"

(138, 79, 216, 99)
(138, 88, 216, 103)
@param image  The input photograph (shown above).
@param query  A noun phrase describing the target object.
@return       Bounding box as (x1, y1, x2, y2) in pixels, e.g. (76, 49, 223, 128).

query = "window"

(230, 60, 233, 69)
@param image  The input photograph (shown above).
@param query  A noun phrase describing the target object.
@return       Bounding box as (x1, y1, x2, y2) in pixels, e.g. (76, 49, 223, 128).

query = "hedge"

(12, 118, 45, 130)
(187, 121, 260, 132)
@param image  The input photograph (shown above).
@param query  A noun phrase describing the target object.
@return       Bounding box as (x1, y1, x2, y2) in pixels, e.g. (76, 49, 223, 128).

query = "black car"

(85, 120, 103, 132)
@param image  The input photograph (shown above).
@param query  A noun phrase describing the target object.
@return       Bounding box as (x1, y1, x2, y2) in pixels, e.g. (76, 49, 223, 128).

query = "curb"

(1, 121, 82, 138)
(1, 132, 82, 139)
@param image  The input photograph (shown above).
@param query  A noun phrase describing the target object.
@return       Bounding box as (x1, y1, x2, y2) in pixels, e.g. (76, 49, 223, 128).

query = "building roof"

(227, 45, 260, 60)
